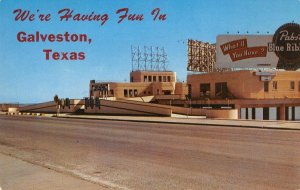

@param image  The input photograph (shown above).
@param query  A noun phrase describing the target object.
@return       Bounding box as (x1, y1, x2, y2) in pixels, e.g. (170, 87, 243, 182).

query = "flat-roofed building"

(90, 71, 188, 100)
(187, 70, 300, 120)
(130, 71, 176, 83)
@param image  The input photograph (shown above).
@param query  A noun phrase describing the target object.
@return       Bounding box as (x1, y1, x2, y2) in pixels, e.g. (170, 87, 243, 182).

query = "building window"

(124, 89, 128, 97)
(134, 89, 138, 97)
(129, 89, 133, 97)
(157, 89, 160, 95)
(215, 82, 228, 98)
(167, 76, 171, 82)
(299, 81, 300, 92)
(163, 90, 171, 95)
(290, 81, 295, 91)
(159, 76, 162, 82)
(163, 76, 167, 82)
(200, 83, 210, 97)
(148, 76, 152, 82)
(264, 81, 269, 92)
(272, 81, 277, 90)
(144, 76, 147, 82)
(153, 76, 157, 82)
(110, 90, 114, 96)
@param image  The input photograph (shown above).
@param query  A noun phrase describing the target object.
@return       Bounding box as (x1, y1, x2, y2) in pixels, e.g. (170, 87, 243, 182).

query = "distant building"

(90, 70, 188, 100)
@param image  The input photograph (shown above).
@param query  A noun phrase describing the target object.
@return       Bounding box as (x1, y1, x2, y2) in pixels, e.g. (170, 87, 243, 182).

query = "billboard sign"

(216, 23, 300, 70)
(216, 35, 279, 68)
(271, 23, 300, 70)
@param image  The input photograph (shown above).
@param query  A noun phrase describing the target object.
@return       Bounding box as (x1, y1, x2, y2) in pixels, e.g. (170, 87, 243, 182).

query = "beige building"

(88, 67, 300, 120)
(90, 71, 188, 100)
(187, 70, 300, 120)
(188, 70, 300, 99)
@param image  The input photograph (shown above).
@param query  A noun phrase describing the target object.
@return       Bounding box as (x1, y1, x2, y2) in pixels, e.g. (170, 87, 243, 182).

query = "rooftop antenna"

(131, 45, 169, 71)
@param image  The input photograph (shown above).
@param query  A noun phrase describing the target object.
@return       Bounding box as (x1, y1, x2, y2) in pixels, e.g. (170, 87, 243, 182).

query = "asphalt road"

(0, 115, 299, 190)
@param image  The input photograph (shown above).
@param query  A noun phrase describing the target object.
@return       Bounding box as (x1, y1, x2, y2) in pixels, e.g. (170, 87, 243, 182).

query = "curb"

(58, 116, 300, 131)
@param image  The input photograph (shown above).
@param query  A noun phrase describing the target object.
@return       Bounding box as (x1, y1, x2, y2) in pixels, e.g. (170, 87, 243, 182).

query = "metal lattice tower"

(187, 39, 216, 72)
(131, 46, 169, 71)
(187, 39, 231, 73)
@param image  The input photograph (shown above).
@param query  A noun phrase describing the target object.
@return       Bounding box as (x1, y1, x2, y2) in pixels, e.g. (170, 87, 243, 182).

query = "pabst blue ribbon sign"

(216, 23, 300, 70)
(270, 23, 300, 70)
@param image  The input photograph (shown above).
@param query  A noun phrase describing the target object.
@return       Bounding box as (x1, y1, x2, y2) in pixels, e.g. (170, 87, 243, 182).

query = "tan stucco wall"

(90, 81, 185, 99)
(206, 109, 238, 119)
(85, 99, 172, 116)
(18, 98, 240, 118)
(90, 71, 188, 100)
(171, 106, 206, 116)
(187, 70, 300, 100)
(175, 82, 188, 98)
(130, 71, 176, 83)
(20, 99, 85, 113)
(8, 107, 19, 113)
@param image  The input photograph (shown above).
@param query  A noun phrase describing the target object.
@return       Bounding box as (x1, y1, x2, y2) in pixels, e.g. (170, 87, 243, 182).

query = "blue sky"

(0, 0, 299, 103)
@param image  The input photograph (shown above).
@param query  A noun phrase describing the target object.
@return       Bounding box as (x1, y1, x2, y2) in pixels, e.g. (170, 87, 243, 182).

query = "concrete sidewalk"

(0, 153, 108, 190)
(59, 114, 300, 130)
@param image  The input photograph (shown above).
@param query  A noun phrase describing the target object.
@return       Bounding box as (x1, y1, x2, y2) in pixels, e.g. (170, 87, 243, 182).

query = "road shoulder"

(0, 153, 108, 190)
